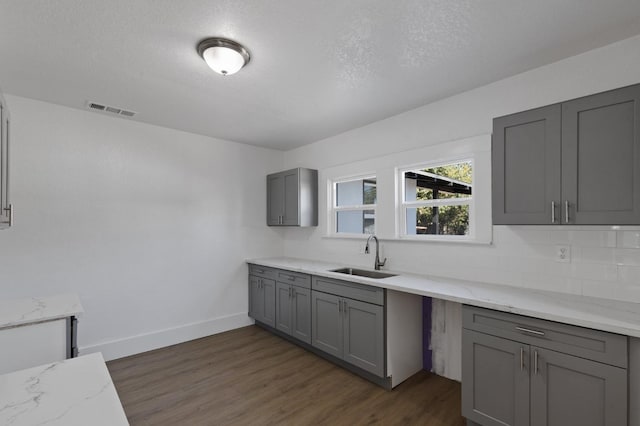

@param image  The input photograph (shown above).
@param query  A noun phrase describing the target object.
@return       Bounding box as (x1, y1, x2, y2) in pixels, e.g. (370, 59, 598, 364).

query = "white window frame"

(397, 158, 474, 240)
(328, 174, 377, 237)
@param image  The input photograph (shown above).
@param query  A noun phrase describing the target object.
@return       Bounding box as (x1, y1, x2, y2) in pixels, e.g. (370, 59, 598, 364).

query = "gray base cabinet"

(311, 276, 384, 377)
(493, 83, 640, 225)
(275, 270, 312, 344)
(248, 266, 276, 328)
(462, 305, 628, 426)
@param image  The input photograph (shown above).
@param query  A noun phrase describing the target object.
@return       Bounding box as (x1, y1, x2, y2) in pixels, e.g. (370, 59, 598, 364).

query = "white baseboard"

(80, 312, 254, 361)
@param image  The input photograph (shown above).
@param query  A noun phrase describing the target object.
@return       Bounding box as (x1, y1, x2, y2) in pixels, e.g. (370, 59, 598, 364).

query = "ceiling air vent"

(87, 101, 137, 118)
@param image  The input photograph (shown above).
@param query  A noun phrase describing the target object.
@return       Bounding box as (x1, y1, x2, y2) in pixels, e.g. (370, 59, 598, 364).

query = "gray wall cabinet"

(493, 83, 640, 225)
(0, 93, 12, 230)
(266, 167, 318, 227)
(462, 305, 628, 426)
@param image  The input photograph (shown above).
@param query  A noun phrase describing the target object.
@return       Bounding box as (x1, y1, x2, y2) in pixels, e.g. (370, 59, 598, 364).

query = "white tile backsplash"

(617, 230, 640, 249)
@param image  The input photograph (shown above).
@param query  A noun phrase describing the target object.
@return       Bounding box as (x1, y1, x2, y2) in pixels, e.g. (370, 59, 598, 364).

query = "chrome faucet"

(365, 235, 387, 270)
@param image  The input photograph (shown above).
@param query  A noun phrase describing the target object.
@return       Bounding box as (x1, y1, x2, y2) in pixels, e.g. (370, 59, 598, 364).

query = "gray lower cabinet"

(493, 83, 640, 225)
(248, 275, 275, 328)
(276, 282, 312, 344)
(462, 305, 628, 426)
(311, 289, 384, 377)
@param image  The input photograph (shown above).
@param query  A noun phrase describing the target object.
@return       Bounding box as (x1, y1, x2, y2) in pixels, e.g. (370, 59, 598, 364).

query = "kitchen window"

(398, 160, 473, 238)
(330, 175, 377, 235)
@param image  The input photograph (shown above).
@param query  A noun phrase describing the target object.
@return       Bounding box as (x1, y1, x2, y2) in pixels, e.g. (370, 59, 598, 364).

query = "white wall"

(0, 96, 284, 360)
(282, 34, 640, 379)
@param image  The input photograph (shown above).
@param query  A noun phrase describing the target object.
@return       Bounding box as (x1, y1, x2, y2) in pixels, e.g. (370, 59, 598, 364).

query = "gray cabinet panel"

(261, 278, 276, 327)
(312, 276, 385, 305)
(282, 170, 299, 225)
(530, 347, 627, 426)
(248, 275, 260, 320)
(275, 282, 292, 334)
(343, 298, 384, 377)
(561, 84, 640, 224)
(291, 286, 312, 344)
(267, 174, 283, 226)
(462, 329, 530, 426)
(312, 291, 343, 358)
(493, 105, 561, 224)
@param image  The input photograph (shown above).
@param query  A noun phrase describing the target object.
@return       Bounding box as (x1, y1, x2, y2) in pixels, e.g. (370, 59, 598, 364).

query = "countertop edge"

(247, 257, 640, 339)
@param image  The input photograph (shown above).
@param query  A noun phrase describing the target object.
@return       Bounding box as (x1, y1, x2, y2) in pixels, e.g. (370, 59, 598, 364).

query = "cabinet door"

(462, 329, 530, 426)
(562, 84, 640, 224)
(291, 286, 311, 344)
(311, 291, 343, 358)
(260, 278, 276, 327)
(266, 173, 283, 226)
(248, 275, 261, 321)
(0, 103, 8, 228)
(275, 282, 292, 335)
(342, 298, 384, 377)
(282, 169, 300, 225)
(530, 347, 627, 426)
(492, 105, 561, 224)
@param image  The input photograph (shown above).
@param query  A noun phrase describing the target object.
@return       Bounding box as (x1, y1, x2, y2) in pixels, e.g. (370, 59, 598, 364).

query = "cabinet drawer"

(312, 276, 384, 306)
(277, 270, 311, 289)
(463, 305, 627, 368)
(248, 264, 277, 280)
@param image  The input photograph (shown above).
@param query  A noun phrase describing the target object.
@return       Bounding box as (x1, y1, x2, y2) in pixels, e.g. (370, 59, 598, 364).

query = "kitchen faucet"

(365, 235, 387, 270)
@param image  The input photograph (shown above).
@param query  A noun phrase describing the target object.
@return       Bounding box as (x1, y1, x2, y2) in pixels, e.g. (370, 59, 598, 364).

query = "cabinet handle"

(338, 300, 342, 312)
(515, 326, 545, 337)
(551, 201, 556, 224)
(343, 301, 347, 316)
(564, 200, 570, 223)
(534, 350, 539, 375)
(291, 288, 295, 298)
(3, 204, 13, 227)
(520, 347, 524, 371)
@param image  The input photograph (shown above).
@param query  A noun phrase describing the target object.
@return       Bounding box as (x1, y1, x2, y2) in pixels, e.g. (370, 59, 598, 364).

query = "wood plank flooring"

(107, 325, 465, 426)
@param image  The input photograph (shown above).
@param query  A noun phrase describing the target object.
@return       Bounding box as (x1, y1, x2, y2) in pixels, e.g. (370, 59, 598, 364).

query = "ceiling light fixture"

(197, 37, 250, 76)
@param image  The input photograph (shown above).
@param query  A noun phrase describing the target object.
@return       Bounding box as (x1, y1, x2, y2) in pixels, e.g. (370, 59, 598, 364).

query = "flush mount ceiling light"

(197, 37, 250, 76)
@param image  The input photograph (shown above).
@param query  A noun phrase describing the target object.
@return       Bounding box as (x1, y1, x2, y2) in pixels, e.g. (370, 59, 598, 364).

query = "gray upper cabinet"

(266, 167, 318, 227)
(493, 105, 561, 225)
(561, 85, 640, 224)
(493, 83, 640, 225)
(0, 94, 12, 230)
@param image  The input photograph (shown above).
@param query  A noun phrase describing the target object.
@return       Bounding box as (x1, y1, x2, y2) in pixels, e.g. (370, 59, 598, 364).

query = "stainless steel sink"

(330, 267, 397, 279)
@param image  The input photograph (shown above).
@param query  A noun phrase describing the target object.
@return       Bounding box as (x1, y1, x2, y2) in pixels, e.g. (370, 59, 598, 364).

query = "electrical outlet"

(555, 244, 571, 263)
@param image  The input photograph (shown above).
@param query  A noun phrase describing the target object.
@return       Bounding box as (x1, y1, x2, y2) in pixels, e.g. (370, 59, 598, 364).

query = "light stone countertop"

(0, 294, 84, 330)
(0, 353, 129, 426)
(248, 257, 640, 338)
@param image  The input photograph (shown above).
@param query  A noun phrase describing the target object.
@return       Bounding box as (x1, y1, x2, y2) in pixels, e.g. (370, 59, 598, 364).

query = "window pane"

(405, 205, 469, 236)
(337, 210, 375, 234)
(336, 178, 377, 206)
(404, 162, 472, 202)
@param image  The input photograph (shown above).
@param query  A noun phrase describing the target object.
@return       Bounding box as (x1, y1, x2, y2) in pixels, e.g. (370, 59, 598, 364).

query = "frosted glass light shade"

(197, 38, 250, 76)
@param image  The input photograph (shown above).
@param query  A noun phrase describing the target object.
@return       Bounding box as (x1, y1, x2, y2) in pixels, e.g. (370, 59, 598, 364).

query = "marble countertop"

(0, 294, 84, 330)
(0, 352, 128, 426)
(248, 257, 640, 338)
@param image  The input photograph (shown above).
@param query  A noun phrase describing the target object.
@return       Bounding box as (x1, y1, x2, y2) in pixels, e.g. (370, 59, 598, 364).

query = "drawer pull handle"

(255, 268, 265, 274)
(534, 350, 539, 375)
(515, 326, 545, 336)
(520, 347, 524, 371)
(288, 276, 295, 281)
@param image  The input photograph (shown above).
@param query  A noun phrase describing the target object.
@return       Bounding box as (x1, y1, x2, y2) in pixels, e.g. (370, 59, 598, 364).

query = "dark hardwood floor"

(107, 325, 465, 426)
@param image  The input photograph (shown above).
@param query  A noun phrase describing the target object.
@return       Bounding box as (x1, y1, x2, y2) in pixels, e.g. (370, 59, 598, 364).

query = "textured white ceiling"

(1, 1, 639, 150)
